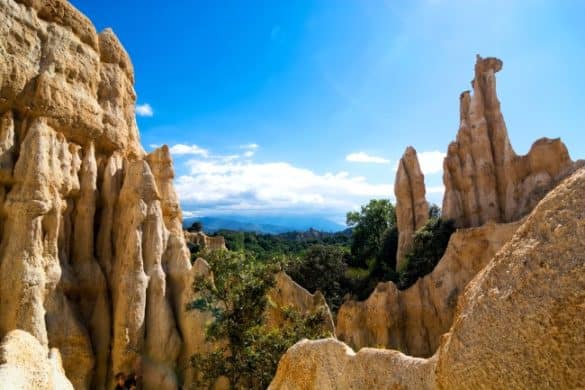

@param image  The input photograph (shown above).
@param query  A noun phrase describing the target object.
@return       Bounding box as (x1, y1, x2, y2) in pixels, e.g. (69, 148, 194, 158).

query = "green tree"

(398, 217, 456, 289)
(189, 251, 331, 389)
(346, 199, 396, 268)
(286, 244, 348, 311)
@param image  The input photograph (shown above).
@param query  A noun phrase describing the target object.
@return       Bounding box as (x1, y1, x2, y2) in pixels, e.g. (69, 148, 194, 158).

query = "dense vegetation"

(188, 251, 332, 389)
(188, 199, 455, 310)
(213, 228, 351, 261)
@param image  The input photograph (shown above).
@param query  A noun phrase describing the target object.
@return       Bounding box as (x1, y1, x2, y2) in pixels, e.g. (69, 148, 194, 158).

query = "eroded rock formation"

(184, 231, 227, 252)
(0, 1, 205, 388)
(394, 146, 428, 269)
(336, 220, 520, 357)
(0, 330, 74, 390)
(265, 272, 335, 335)
(442, 55, 580, 228)
(270, 166, 585, 389)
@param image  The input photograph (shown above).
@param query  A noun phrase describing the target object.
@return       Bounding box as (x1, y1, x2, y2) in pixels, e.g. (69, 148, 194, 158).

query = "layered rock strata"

(394, 146, 429, 269)
(270, 166, 585, 389)
(442, 55, 580, 228)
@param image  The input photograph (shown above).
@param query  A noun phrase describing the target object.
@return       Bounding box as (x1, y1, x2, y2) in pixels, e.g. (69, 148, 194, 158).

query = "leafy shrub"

(189, 251, 331, 389)
(285, 244, 348, 311)
(398, 218, 456, 289)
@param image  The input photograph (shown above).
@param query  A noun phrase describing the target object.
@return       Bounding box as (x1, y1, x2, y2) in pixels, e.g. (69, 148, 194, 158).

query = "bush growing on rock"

(188, 251, 331, 389)
(398, 217, 456, 289)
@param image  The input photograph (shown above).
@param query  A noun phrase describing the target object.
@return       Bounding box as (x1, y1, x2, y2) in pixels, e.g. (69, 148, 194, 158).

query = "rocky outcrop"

(184, 230, 227, 252)
(336, 220, 520, 357)
(442, 55, 580, 228)
(265, 272, 335, 335)
(269, 338, 437, 390)
(270, 166, 585, 389)
(394, 147, 428, 269)
(0, 330, 74, 390)
(0, 1, 203, 388)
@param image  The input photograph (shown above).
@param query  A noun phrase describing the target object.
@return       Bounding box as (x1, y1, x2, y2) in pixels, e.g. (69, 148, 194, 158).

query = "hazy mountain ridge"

(183, 215, 346, 234)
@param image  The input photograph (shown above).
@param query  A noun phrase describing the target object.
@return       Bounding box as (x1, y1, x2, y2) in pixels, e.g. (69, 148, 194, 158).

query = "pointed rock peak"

(394, 146, 428, 269)
(443, 55, 577, 228)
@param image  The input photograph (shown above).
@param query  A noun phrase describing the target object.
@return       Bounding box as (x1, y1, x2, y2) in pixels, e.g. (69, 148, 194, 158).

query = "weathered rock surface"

(266, 272, 335, 335)
(269, 338, 437, 390)
(184, 230, 227, 252)
(394, 146, 429, 269)
(0, 330, 74, 390)
(442, 55, 581, 228)
(270, 166, 585, 389)
(336, 220, 520, 357)
(0, 1, 204, 388)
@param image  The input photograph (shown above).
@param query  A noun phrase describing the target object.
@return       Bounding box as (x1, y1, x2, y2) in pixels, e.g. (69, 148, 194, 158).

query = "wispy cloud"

(136, 103, 153, 117)
(169, 144, 209, 157)
(346, 152, 390, 164)
(240, 143, 259, 158)
(175, 158, 392, 215)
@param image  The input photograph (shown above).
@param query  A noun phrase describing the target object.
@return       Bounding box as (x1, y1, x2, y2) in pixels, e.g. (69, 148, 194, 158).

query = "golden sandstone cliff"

(0, 3, 333, 389)
(270, 56, 584, 388)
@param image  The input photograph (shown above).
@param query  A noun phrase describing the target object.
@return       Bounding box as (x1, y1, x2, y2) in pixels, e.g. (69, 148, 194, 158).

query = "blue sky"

(72, 0, 585, 223)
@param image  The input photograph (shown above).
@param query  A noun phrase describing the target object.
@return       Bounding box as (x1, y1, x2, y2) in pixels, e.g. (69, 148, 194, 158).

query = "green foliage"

(218, 229, 351, 261)
(398, 217, 456, 289)
(346, 199, 396, 268)
(189, 251, 331, 389)
(285, 244, 348, 311)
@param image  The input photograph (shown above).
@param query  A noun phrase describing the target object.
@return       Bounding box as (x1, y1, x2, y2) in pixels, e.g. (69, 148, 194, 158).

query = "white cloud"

(136, 103, 153, 117)
(169, 144, 209, 157)
(346, 152, 390, 164)
(243, 150, 255, 158)
(417, 151, 445, 175)
(240, 143, 259, 150)
(175, 158, 393, 214)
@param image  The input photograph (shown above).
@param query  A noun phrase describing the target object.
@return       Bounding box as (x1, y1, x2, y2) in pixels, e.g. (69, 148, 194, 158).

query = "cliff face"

(442, 55, 579, 228)
(0, 1, 205, 388)
(270, 166, 585, 389)
(0, 3, 336, 389)
(394, 147, 428, 269)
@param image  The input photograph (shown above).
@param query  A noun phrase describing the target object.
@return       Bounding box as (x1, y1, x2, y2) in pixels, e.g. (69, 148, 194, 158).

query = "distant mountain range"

(183, 215, 346, 234)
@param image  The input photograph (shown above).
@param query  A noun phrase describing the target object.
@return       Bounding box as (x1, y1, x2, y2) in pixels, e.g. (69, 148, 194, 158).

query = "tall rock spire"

(394, 147, 428, 269)
(442, 55, 576, 227)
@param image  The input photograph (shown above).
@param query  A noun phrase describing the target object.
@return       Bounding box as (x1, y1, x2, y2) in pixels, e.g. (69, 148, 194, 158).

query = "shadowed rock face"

(442, 55, 580, 228)
(271, 167, 585, 389)
(394, 146, 428, 270)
